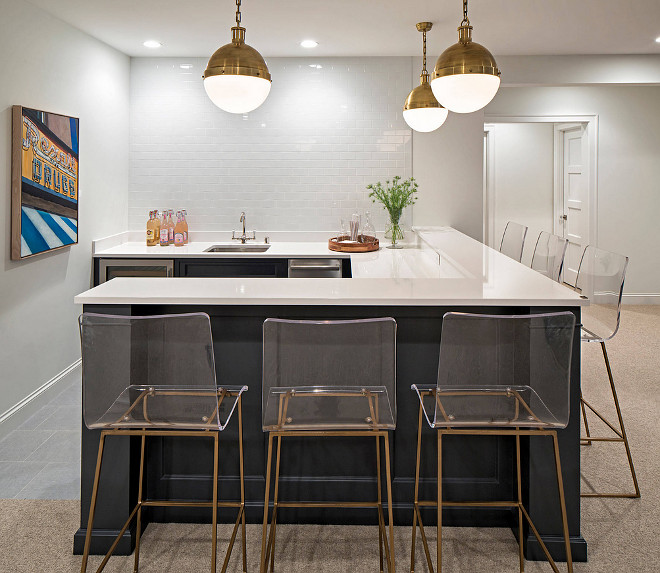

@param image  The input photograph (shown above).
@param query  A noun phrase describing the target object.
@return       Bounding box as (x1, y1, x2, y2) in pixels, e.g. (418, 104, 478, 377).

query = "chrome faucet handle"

(231, 229, 256, 243)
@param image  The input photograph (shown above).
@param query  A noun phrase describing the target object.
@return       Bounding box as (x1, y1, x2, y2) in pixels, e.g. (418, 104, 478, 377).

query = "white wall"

(486, 123, 555, 264)
(0, 0, 130, 419)
(409, 56, 486, 240)
(486, 86, 660, 300)
(411, 111, 485, 240)
(129, 57, 413, 235)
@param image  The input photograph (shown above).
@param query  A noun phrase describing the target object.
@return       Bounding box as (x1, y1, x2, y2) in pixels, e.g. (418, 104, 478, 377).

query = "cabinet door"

(176, 259, 288, 278)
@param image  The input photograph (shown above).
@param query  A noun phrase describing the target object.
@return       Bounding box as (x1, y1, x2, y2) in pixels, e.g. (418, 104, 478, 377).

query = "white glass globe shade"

(430, 74, 500, 114)
(403, 107, 449, 133)
(203, 74, 271, 114)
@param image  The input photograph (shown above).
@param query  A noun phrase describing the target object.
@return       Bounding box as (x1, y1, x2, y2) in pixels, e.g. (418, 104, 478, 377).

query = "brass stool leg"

(581, 343, 640, 498)
(269, 435, 282, 573)
(133, 434, 147, 573)
(260, 433, 275, 573)
(515, 434, 524, 573)
(376, 434, 384, 573)
(81, 432, 106, 573)
(211, 432, 219, 573)
(437, 431, 443, 573)
(411, 404, 433, 573)
(238, 397, 248, 573)
(601, 342, 640, 498)
(383, 432, 396, 573)
(579, 391, 592, 445)
(552, 432, 573, 573)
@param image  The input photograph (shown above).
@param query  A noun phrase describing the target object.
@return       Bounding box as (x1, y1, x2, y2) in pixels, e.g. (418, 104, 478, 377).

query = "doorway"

(483, 115, 598, 278)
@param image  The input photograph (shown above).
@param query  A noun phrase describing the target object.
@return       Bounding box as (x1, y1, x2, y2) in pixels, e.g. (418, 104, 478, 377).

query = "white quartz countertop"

(77, 228, 586, 307)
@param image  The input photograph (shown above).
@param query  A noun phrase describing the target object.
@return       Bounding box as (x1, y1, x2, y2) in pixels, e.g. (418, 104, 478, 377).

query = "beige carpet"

(1, 306, 659, 572)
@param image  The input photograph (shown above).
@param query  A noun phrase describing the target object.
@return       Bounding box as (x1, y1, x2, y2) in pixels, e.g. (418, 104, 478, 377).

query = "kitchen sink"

(204, 244, 271, 253)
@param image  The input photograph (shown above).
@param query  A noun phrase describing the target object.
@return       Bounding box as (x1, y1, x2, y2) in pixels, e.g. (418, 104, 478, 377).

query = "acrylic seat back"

(531, 231, 569, 282)
(416, 312, 575, 429)
(79, 312, 244, 430)
(262, 318, 397, 431)
(575, 245, 628, 342)
(499, 221, 528, 262)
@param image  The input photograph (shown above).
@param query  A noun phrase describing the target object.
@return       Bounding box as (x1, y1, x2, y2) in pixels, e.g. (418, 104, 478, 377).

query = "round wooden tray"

(328, 235, 379, 252)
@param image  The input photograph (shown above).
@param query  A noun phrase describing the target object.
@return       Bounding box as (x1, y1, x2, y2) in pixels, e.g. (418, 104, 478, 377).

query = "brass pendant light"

(203, 0, 271, 114)
(403, 22, 448, 133)
(431, 0, 501, 114)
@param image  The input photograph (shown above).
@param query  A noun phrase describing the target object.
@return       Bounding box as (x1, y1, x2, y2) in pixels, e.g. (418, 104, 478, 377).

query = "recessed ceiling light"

(300, 40, 318, 48)
(143, 40, 162, 49)
(309, 64, 322, 69)
(656, 36, 660, 43)
(180, 64, 193, 69)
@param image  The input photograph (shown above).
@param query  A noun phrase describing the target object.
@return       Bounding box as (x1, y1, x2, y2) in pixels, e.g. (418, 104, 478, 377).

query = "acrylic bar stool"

(79, 312, 248, 573)
(531, 231, 569, 282)
(500, 221, 528, 262)
(260, 318, 397, 573)
(575, 245, 640, 498)
(411, 312, 575, 573)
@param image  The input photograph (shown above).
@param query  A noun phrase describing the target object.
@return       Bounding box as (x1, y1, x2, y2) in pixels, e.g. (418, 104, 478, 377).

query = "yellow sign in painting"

(21, 115, 78, 203)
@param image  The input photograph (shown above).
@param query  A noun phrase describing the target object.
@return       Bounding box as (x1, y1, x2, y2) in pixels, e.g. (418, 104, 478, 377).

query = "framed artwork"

(11, 105, 79, 259)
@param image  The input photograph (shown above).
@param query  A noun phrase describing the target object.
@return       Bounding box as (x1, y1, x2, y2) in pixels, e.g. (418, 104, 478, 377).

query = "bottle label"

(183, 231, 188, 242)
(174, 233, 184, 245)
(168, 227, 174, 241)
(160, 229, 169, 245)
(146, 229, 154, 240)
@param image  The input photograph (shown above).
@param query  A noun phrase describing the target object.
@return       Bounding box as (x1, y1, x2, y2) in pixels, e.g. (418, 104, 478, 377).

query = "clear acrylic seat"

(80, 312, 246, 430)
(261, 317, 398, 573)
(530, 230, 569, 282)
(412, 312, 575, 429)
(262, 318, 397, 431)
(574, 245, 628, 342)
(410, 311, 576, 573)
(499, 221, 528, 262)
(573, 245, 640, 498)
(78, 312, 247, 573)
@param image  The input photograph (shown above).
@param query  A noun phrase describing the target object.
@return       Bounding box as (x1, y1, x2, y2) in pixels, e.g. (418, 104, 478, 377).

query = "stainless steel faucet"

(232, 211, 256, 244)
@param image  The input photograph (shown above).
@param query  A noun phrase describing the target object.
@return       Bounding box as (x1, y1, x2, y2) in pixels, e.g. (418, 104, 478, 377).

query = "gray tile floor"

(0, 375, 81, 499)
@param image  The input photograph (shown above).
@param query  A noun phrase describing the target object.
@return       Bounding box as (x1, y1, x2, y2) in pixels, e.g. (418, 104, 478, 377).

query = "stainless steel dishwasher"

(287, 258, 343, 278)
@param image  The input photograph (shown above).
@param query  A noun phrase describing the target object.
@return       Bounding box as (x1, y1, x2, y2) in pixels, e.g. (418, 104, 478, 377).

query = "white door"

(559, 124, 588, 285)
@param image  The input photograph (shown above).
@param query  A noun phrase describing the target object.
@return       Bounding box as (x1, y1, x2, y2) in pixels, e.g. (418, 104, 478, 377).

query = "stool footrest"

(140, 500, 242, 508)
(416, 500, 521, 508)
(275, 501, 381, 508)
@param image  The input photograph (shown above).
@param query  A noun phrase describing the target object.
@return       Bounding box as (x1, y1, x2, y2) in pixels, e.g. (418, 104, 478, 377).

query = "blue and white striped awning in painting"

(21, 206, 77, 257)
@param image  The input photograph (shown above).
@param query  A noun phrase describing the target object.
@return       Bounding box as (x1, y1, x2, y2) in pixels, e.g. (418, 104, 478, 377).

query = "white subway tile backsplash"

(129, 57, 413, 232)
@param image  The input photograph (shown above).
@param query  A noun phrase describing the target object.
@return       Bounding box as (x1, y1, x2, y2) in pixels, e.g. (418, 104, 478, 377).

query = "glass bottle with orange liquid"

(174, 211, 185, 246)
(167, 210, 175, 245)
(146, 211, 156, 246)
(181, 210, 189, 244)
(159, 210, 170, 246)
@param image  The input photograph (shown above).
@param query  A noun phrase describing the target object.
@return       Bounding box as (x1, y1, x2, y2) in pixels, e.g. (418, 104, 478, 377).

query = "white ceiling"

(28, 0, 660, 58)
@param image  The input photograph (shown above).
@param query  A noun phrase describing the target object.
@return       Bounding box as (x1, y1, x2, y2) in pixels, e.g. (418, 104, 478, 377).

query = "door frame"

(483, 114, 599, 250)
(483, 125, 496, 247)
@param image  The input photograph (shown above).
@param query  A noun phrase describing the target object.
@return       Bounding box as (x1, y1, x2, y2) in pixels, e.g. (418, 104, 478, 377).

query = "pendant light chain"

(461, 0, 470, 26)
(422, 29, 427, 75)
(235, 0, 241, 27)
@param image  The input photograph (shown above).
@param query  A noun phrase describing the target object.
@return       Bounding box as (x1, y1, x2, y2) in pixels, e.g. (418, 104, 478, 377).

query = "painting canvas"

(11, 105, 79, 259)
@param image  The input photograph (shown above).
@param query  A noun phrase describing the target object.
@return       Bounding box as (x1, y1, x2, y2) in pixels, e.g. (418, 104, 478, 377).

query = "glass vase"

(386, 216, 404, 249)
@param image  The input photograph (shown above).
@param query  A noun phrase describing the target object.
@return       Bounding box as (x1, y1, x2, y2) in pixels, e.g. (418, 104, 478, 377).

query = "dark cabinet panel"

(175, 258, 288, 278)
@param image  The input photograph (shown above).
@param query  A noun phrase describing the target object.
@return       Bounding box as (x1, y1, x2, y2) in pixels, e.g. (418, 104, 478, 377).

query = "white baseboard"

(0, 360, 81, 440)
(622, 293, 660, 305)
